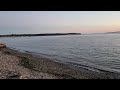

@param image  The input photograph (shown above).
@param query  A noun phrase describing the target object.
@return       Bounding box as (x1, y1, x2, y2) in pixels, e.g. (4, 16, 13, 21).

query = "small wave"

(67, 62, 101, 73)
(66, 61, 120, 74)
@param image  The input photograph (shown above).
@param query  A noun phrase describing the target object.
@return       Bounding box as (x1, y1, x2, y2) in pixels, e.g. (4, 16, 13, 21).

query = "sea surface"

(1, 34, 120, 73)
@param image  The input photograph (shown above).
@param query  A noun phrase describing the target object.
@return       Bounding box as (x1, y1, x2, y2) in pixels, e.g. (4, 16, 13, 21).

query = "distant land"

(0, 33, 81, 37)
(106, 31, 120, 34)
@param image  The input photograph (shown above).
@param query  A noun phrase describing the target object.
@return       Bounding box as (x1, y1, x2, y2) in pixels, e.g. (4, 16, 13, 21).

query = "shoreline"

(0, 33, 81, 38)
(1, 47, 120, 79)
(0, 47, 84, 79)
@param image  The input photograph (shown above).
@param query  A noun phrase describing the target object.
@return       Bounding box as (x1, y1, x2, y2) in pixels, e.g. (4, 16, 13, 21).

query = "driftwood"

(0, 43, 6, 48)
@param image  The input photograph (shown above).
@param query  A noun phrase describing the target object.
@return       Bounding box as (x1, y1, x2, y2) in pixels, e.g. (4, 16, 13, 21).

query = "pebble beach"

(0, 46, 84, 79)
(1, 45, 120, 79)
(0, 48, 60, 79)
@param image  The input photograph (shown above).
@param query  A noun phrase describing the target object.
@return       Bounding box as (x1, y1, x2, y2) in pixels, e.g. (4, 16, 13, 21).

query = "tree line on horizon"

(0, 33, 81, 37)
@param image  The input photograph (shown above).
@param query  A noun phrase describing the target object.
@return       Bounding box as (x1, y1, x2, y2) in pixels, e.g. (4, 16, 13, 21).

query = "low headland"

(0, 43, 120, 79)
(106, 31, 120, 34)
(0, 33, 81, 37)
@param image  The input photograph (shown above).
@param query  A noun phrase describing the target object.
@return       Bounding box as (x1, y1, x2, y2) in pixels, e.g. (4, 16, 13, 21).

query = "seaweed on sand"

(19, 56, 35, 69)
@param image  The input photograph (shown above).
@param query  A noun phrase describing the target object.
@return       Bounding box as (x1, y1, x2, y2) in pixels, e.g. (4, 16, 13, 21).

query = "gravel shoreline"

(0, 48, 61, 79)
(1, 47, 120, 79)
(0, 48, 83, 79)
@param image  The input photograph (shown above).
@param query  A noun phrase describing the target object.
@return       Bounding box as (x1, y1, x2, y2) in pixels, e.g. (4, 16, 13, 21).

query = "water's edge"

(6, 46, 120, 79)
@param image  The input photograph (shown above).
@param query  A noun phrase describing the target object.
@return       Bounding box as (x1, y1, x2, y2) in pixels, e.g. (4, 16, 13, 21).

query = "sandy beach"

(0, 47, 120, 79)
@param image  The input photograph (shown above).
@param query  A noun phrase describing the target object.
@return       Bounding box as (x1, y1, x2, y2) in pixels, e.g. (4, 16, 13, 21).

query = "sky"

(0, 11, 120, 34)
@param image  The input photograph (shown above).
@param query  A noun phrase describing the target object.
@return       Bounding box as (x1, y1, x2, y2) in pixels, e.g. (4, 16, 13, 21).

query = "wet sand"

(0, 47, 120, 79)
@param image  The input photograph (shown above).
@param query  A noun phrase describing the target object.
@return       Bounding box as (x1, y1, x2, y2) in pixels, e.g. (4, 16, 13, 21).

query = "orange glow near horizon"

(61, 25, 120, 34)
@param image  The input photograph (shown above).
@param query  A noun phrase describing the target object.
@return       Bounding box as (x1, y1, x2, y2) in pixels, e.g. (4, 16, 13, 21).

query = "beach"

(1, 11, 120, 79)
(0, 47, 84, 79)
(1, 47, 120, 79)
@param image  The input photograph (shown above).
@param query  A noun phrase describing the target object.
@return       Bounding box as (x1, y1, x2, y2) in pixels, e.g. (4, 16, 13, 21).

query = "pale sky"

(0, 11, 120, 34)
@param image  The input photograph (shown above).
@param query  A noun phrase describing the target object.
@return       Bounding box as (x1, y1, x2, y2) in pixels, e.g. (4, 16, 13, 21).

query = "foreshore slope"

(0, 47, 120, 79)
(0, 47, 84, 79)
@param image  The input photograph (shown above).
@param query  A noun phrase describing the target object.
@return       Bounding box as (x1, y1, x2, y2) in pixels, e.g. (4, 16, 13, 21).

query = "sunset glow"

(0, 11, 120, 34)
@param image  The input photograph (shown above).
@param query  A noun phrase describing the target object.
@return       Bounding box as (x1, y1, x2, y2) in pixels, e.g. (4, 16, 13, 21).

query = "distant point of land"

(0, 33, 81, 37)
(106, 31, 120, 34)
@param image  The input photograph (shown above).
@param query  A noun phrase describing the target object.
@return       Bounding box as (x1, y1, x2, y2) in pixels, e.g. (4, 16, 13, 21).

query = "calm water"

(1, 34, 120, 73)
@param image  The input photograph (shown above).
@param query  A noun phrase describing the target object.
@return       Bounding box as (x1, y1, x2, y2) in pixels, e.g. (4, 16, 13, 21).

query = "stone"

(0, 43, 6, 48)
(0, 70, 20, 79)
(20, 76, 29, 79)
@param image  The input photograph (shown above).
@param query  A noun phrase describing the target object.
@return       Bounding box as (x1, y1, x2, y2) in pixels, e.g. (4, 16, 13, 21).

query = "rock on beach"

(0, 43, 6, 48)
